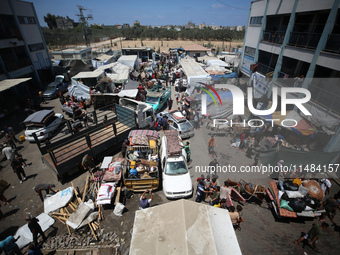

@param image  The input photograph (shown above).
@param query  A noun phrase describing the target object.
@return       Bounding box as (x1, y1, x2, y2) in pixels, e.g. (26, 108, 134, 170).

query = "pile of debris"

(50, 177, 104, 241)
(42, 231, 122, 250)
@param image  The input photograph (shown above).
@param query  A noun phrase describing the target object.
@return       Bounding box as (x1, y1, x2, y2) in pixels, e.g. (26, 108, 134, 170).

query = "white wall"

(244, 26, 262, 48)
(317, 53, 340, 72)
(250, 0, 266, 17)
(267, 0, 296, 15)
(12, 0, 35, 16)
(259, 43, 281, 55)
(0, 0, 12, 15)
(283, 47, 314, 63)
(296, 0, 334, 13)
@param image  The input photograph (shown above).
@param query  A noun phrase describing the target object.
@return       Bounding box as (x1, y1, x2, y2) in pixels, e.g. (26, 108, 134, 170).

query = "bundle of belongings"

(96, 182, 116, 205)
(102, 158, 124, 182)
(278, 179, 323, 213)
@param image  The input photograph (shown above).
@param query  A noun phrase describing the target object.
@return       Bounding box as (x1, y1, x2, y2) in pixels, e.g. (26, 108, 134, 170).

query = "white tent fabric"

(68, 80, 90, 100)
(118, 89, 138, 98)
(130, 199, 242, 255)
(14, 213, 55, 249)
(206, 59, 229, 67)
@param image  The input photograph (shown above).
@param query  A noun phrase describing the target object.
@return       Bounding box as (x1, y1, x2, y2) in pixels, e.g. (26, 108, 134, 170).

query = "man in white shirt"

(1, 144, 15, 162)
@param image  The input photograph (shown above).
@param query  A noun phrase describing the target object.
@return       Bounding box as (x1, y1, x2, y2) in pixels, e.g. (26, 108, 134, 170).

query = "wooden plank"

(71, 182, 82, 204)
(82, 175, 90, 202)
(114, 187, 121, 205)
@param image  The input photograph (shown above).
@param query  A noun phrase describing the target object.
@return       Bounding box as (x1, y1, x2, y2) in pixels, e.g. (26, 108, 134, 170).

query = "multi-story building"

(56, 16, 75, 29)
(0, 0, 53, 84)
(239, 0, 340, 152)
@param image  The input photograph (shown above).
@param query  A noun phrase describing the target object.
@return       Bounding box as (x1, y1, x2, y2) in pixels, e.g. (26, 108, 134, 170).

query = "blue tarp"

(211, 72, 237, 81)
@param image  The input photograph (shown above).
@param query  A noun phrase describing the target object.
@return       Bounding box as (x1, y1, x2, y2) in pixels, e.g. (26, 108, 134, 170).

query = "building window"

(18, 16, 36, 24)
(244, 46, 256, 57)
(29, 43, 44, 52)
(250, 16, 263, 25)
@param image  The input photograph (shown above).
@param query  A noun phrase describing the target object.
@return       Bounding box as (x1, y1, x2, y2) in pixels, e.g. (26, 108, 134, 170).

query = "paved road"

(1, 86, 340, 254)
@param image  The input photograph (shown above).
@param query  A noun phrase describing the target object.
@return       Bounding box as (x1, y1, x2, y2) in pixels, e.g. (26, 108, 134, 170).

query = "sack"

(289, 198, 307, 212)
(113, 202, 125, 217)
(283, 180, 299, 191)
(303, 180, 324, 201)
(280, 199, 294, 211)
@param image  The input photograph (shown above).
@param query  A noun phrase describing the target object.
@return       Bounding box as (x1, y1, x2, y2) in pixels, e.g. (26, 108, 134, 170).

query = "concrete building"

(0, 0, 53, 84)
(121, 46, 154, 62)
(183, 44, 211, 58)
(239, 0, 340, 152)
(236, 25, 243, 31)
(51, 47, 92, 62)
(55, 16, 75, 29)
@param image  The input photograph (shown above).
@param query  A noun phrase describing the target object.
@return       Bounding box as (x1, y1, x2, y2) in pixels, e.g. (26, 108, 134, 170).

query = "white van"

(119, 98, 155, 129)
(160, 130, 193, 199)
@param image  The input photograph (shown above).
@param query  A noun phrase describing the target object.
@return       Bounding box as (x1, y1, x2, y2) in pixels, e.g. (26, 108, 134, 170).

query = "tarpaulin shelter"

(68, 79, 90, 100)
(130, 199, 242, 255)
(259, 147, 340, 177)
(257, 111, 317, 136)
(195, 91, 234, 119)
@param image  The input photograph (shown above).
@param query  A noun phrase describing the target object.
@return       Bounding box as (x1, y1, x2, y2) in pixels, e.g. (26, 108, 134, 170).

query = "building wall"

(0, 0, 52, 83)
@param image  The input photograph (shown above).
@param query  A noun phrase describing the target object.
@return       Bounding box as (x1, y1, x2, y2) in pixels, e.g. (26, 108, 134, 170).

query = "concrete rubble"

(42, 231, 122, 250)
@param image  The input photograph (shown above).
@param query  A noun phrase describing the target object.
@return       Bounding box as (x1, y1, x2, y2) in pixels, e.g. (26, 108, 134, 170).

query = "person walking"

(11, 157, 27, 184)
(167, 98, 173, 111)
(294, 222, 329, 253)
(5, 126, 19, 143)
(34, 184, 56, 203)
(184, 142, 191, 164)
(175, 91, 179, 105)
(208, 136, 217, 157)
(252, 151, 261, 166)
(25, 215, 47, 246)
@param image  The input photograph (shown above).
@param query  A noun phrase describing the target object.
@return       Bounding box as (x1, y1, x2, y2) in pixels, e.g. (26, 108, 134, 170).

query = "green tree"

(43, 13, 57, 29)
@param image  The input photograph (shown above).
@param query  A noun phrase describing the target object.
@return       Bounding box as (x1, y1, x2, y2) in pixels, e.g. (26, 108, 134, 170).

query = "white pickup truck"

(160, 130, 193, 199)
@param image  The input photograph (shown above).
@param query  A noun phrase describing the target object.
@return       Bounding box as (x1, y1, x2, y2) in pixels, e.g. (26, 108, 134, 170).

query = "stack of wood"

(51, 182, 100, 241)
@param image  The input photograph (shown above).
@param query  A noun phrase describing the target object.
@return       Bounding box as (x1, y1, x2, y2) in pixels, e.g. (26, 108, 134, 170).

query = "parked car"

(43, 75, 68, 99)
(160, 130, 193, 199)
(23, 110, 64, 142)
(159, 110, 194, 139)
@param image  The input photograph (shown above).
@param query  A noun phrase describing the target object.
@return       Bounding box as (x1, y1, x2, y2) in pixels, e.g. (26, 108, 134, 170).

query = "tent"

(68, 79, 90, 100)
(130, 199, 242, 255)
(257, 111, 317, 136)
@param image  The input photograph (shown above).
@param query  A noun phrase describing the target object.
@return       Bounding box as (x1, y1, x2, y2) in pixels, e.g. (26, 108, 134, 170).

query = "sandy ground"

(57, 38, 244, 53)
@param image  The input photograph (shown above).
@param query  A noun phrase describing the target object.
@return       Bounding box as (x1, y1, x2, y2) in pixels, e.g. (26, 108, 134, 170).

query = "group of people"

(195, 176, 244, 230)
(1, 127, 28, 185)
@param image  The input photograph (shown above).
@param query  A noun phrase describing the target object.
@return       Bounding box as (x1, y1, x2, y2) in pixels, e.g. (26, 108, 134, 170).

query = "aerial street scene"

(1, 0, 340, 254)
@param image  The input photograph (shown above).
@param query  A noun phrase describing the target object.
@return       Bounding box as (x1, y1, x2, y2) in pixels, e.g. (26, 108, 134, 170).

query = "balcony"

(288, 32, 321, 49)
(324, 34, 340, 54)
(262, 30, 285, 44)
(256, 63, 274, 76)
(309, 84, 340, 115)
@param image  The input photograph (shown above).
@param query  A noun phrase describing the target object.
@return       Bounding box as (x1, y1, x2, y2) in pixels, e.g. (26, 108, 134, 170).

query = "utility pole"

(76, 5, 93, 47)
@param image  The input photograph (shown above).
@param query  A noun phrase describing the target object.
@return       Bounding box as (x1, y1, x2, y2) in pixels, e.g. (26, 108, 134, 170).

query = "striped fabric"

(128, 130, 159, 138)
(269, 181, 297, 218)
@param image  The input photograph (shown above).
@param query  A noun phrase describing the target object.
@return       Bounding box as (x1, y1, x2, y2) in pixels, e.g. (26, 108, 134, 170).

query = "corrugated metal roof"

(180, 59, 209, 77)
(0, 78, 32, 93)
(72, 69, 104, 79)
